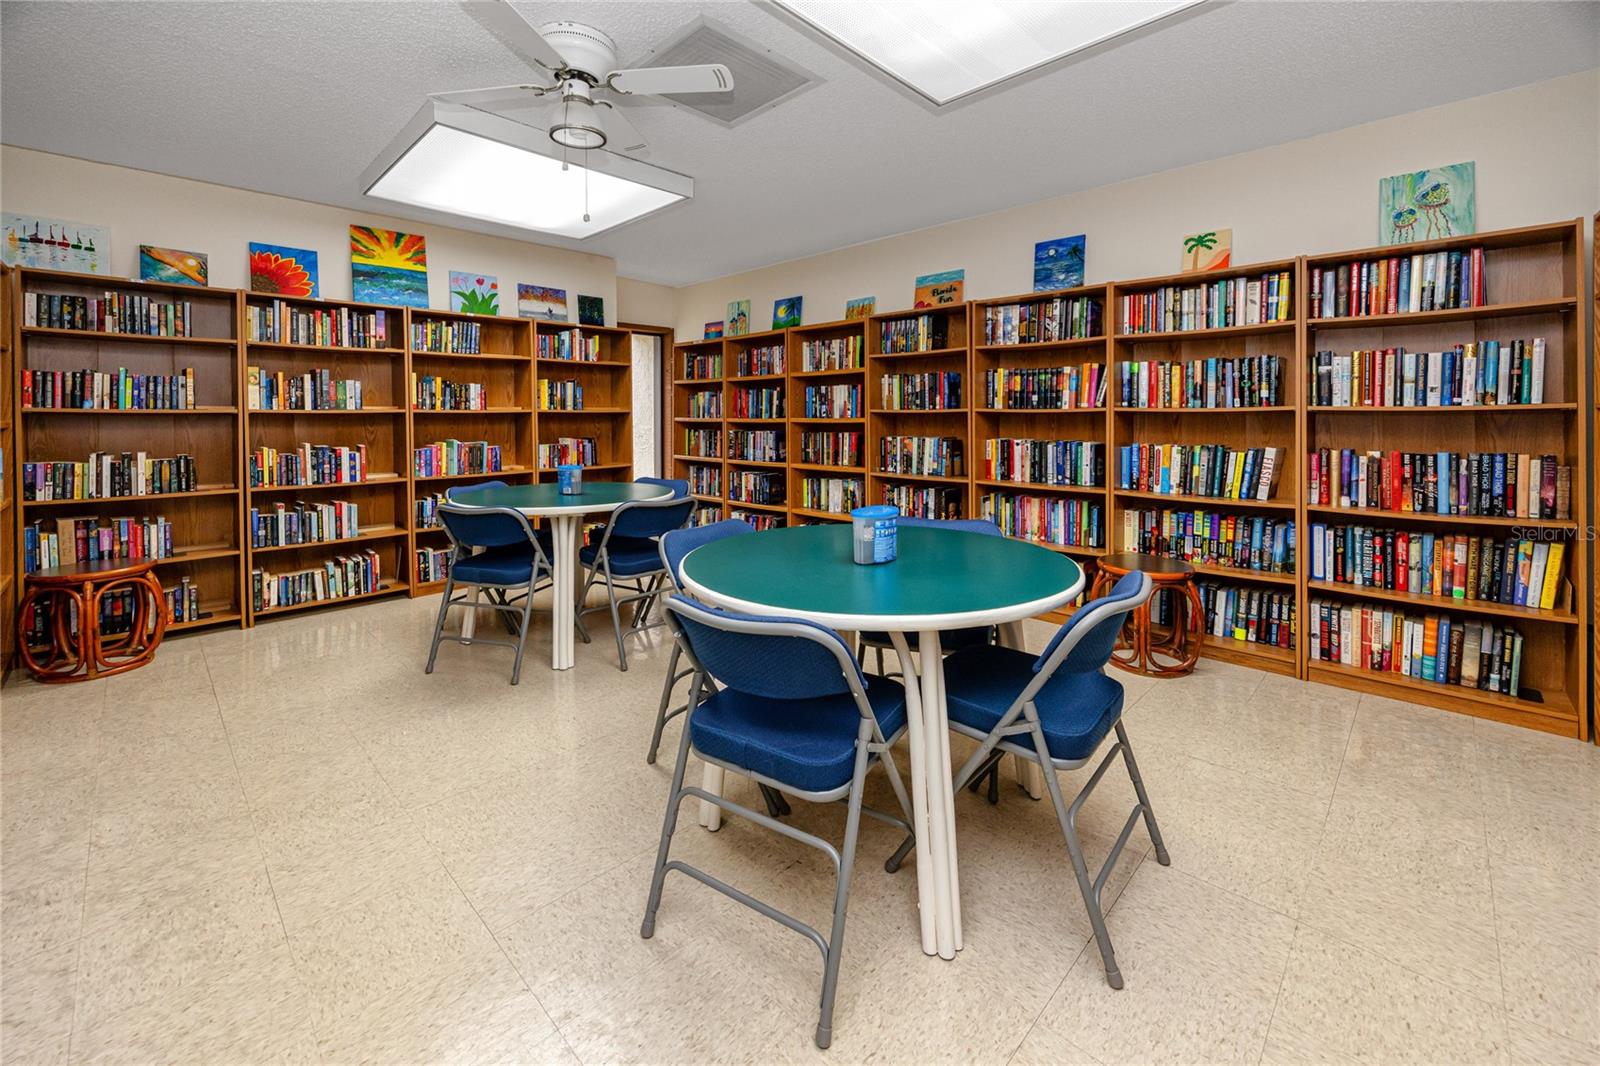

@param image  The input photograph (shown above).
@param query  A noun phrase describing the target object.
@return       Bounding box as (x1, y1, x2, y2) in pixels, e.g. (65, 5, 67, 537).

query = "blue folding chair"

(576, 477, 695, 671)
(424, 498, 553, 685)
(649, 519, 754, 764)
(856, 516, 1003, 674)
(890, 569, 1168, 989)
(644, 596, 916, 1050)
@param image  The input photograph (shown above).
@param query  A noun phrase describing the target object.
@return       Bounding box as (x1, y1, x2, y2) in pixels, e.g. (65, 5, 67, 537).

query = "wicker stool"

(1091, 551, 1203, 677)
(17, 558, 168, 683)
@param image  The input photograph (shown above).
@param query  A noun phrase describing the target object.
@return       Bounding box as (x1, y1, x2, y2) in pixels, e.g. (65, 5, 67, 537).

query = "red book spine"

(1395, 531, 1409, 591)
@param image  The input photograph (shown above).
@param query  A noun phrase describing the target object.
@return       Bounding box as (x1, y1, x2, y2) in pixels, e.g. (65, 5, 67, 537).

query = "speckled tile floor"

(2, 594, 1596, 1065)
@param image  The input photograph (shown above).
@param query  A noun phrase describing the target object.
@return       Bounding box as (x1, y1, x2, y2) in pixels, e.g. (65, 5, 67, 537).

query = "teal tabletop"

(679, 524, 1083, 630)
(450, 481, 671, 515)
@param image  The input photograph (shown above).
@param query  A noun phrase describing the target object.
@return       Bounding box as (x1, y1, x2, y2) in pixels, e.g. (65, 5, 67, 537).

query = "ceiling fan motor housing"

(538, 21, 618, 83)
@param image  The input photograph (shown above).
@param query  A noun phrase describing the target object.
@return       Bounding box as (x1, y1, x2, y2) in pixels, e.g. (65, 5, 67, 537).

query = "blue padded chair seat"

(942, 644, 1124, 763)
(858, 626, 993, 653)
(581, 535, 665, 576)
(690, 674, 908, 793)
(451, 545, 541, 585)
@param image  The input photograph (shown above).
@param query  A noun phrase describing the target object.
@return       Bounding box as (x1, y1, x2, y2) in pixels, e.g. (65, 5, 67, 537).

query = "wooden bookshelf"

(409, 308, 534, 594)
(1593, 211, 1599, 745)
(671, 335, 726, 526)
(867, 304, 970, 524)
(1302, 219, 1588, 737)
(789, 318, 867, 527)
(0, 266, 15, 673)
(724, 329, 789, 524)
(535, 322, 634, 487)
(242, 292, 409, 621)
(12, 268, 248, 634)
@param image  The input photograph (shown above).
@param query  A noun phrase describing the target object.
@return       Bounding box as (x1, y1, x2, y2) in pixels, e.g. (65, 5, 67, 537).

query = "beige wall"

(0, 146, 621, 323)
(615, 276, 678, 328)
(672, 70, 1599, 336)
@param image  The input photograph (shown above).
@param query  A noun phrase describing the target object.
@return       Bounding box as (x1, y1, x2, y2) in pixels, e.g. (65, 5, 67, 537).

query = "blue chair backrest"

(664, 596, 863, 701)
(638, 476, 689, 498)
(445, 479, 508, 502)
(660, 519, 754, 590)
(1035, 570, 1152, 676)
(610, 495, 696, 540)
(437, 501, 538, 550)
(896, 516, 1002, 536)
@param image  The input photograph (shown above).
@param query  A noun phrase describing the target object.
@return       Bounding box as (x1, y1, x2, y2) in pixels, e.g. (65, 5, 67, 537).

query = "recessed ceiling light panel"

(776, 0, 1203, 107)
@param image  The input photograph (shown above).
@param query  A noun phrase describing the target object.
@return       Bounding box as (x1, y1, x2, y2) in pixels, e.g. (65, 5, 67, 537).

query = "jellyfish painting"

(1378, 161, 1475, 246)
(1414, 182, 1453, 238)
(1389, 207, 1419, 244)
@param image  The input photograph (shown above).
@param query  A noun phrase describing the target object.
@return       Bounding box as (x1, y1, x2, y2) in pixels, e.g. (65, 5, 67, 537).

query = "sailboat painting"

(2, 213, 110, 274)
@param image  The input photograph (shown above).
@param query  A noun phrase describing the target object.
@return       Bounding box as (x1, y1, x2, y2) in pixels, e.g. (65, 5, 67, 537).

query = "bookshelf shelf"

(788, 506, 852, 523)
(534, 322, 633, 492)
(1184, 562, 1297, 587)
(23, 406, 239, 416)
(250, 579, 410, 618)
(1304, 579, 1577, 625)
(1115, 489, 1297, 512)
(1304, 297, 1576, 331)
(974, 478, 1106, 496)
(1308, 403, 1578, 415)
(249, 406, 406, 416)
(246, 340, 405, 356)
(1304, 504, 1576, 529)
(1115, 320, 1296, 342)
(24, 485, 239, 506)
(250, 525, 410, 555)
(0, 266, 12, 672)
(19, 326, 240, 348)
(414, 466, 533, 483)
(1307, 659, 1575, 727)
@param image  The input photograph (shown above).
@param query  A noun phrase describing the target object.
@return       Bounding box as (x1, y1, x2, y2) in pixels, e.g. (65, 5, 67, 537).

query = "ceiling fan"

(434, 0, 734, 155)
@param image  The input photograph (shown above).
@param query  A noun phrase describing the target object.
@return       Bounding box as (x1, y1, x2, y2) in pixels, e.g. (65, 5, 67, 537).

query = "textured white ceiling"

(2, 1, 1596, 286)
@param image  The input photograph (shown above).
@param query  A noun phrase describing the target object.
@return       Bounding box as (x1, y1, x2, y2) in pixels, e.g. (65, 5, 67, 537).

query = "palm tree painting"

(1181, 228, 1232, 272)
(1378, 161, 1475, 246)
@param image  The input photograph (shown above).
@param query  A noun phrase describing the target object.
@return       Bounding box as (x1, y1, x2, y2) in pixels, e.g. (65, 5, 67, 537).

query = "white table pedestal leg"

(889, 632, 941, 958)
(920, 630, 962, 954)
(549, 515, 581, 670)
(697, 764, 724, 831)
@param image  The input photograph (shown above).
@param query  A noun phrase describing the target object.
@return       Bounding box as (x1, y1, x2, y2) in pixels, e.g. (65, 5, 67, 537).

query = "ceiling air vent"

(638, 17, 816, 127)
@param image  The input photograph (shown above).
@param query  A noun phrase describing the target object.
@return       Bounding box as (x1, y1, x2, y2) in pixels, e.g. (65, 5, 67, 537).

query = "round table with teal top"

(449, 481, 673, 670)
(679, 522, 1084, 960)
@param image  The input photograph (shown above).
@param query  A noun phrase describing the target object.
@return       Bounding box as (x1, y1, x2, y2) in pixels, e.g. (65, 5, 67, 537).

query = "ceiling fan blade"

(606, 64, 733, 96)
(461, 0, 568, 73)
(595, 101, 648, 154)
(430, 83, 553, 113)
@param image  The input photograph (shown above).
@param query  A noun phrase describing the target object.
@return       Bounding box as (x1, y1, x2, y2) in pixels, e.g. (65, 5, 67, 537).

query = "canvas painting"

(449, 271, 499, 315)
(1181, 229, 1232, 272)
(139, 245, 208, 287)
(1379, 161, 1475, 245)
(772, 296, 803, 329)
(914, 269, 964, 308)
(845, 297, 876, 320)
(248, 242, 319, 298)
(704, 321, 724, 340)
(350, 225, 428, 308)
(517, 283, 567, 321)
(1, 213, 109, 274)
(578, 294, 605, 326)
(1034, 235, 1086, 292)
(727, 299, 751, 336)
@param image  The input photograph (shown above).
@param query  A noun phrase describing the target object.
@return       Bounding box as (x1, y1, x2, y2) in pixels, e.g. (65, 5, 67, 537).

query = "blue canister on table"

(557, 464, 583, 495)
(850, 505, 899, 565)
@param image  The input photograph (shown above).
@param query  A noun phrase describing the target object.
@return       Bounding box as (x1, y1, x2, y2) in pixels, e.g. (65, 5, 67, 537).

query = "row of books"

(1308, 247, 1485, 319)
(880, 371, 961, 411)
(729, 470, 784, 505)
(1118, 354, 1284, 409)
(1308, 523, 1566, 610)
(799, 476, 863, 514)
(800, 430, 860, 467)
(167, 579, 205, 624)
(1307, 449, 1569, 520)
(685, 390, 721, 418)
(415, 546, 451, 584)
(248, 367, 362, 411)
(24, 291, 196, 337)
(730, 508, 782, 531)
(686, 466, 721, 497)
(413, 320, 481, 355)
(680, 428, 720, 458)
(881, 484, 962, 520)
(1308, 600, 1525, 698)
(689, 504, 723, 528)
(802, 383, 861, 418)
(538, 330, 601, 362)
(682, 353, 722, 379)
(251, 550, 384, 611)
(983, 364, 1105, 410)
(1197, 582, 1296, 650)
(1310, 339, 1547, 408)
(23, 515, 176, 572)
(729, 387, 784, 419)
(537, 437, 596, 468)
(979, 492, 1103, 548)
(413, 440, 502, 479)
(1119, 270, 1293, 334)
(728, 429, 783, 462)
(1121, 508, 1295, 575)
(250, 443, 367, 488)
(1117, 444, 1283, 502)
(736, 344, 785, 376)
(413, 375, 488, 411)
(415, 492, 445, 530)
(22, 453, 199, 500)
(879, 314, 949, 354)
(878, 435, 964, 478)
(250, 499, 361, 549)
(982, 294, 1101, 345)
(19, 586, 185, 645)
(538, 379, 582, 410)
(983, 438, 1103, 487)
(800, 336, 864, 371)
(246, 301, 392, 348)
(22, 367, 198, 411)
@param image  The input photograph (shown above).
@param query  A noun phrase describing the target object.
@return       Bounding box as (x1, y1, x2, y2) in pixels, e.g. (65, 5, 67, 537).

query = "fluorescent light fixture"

(775, 0, 1203, 106)
(361, 101, 692, 240)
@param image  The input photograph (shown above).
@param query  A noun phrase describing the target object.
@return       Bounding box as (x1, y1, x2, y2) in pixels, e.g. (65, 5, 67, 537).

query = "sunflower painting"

(248, 242, 319, 298)
(350, 225, 428, 308)
(449, 271, 500, 315)
(139, 245, 208, 287)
